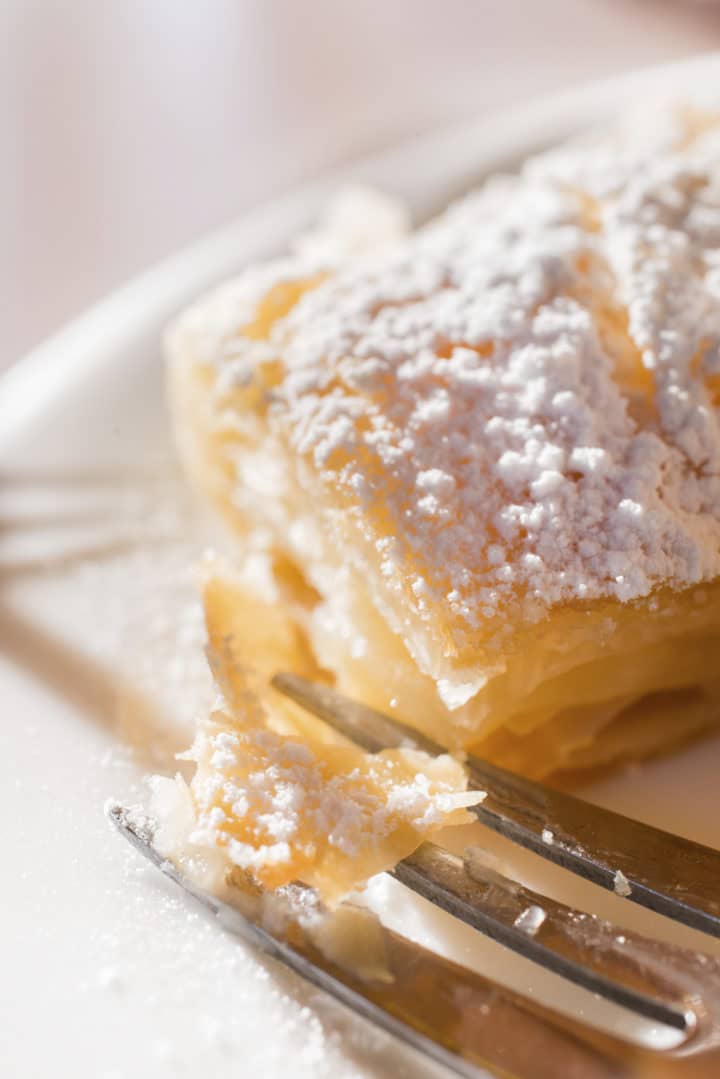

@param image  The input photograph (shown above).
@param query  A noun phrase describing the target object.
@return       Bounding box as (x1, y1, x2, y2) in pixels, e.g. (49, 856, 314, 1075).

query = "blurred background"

(4, 0, 720, 369)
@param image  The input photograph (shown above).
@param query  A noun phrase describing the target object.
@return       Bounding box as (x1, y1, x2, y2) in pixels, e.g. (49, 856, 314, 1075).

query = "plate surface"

(3, 53, 720, 1079)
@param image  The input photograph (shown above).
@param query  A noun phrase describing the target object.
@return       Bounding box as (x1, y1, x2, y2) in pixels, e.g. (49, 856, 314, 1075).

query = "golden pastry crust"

(166, 110, 720, 778)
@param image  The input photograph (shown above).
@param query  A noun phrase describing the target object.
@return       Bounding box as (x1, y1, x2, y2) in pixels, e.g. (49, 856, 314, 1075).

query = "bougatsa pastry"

(161, 104, 720, 892)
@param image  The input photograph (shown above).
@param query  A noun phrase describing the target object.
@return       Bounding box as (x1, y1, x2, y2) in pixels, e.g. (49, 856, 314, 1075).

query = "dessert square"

(167, 106, 720, 796)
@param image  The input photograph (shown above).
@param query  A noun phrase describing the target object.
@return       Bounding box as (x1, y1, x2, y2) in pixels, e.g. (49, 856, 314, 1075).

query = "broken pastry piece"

(158, 565, 480, 905)
(167, 106, 720, 781)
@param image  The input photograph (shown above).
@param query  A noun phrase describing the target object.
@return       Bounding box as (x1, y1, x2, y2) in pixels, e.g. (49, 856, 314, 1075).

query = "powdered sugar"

(613, 869, 633, 898)
(188, 722, 478, 887)
(204, 104, 720, 647)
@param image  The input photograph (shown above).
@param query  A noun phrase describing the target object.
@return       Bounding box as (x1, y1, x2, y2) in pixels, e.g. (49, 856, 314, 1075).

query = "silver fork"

(109, 675, 720, 1078)
(273, 673, 720, 938)
(110, 803, 720, 1079)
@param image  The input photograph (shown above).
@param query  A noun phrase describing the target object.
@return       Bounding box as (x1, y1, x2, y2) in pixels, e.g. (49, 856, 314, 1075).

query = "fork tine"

(109, 802, 717, 1079)
(272, 674, 716, 1029)
(271, 672, 446, 755)
(272, 673, 720, 938)
(396, 842, 714, 1032)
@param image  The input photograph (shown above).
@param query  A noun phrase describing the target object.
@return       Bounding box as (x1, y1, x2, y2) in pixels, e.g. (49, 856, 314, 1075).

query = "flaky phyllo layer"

(156, 565, 479, 904)
(167, 108, 720, 782)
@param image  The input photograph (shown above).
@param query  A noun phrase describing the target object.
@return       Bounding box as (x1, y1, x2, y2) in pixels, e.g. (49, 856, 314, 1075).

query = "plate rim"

(3, 49, 720, 447)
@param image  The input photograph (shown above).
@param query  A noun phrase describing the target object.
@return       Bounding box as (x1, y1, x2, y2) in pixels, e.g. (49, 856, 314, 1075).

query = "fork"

(110, 804, 720, 1079)
(272, 674, 720, 939)
(109, 674, 720, 1079)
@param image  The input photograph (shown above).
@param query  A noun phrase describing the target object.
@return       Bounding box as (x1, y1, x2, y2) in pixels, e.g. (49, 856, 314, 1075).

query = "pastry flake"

(175, 565, 480, 905)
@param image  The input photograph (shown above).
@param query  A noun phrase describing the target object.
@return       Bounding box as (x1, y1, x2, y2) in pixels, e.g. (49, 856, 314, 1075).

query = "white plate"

(4, 53, 720, 1079)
